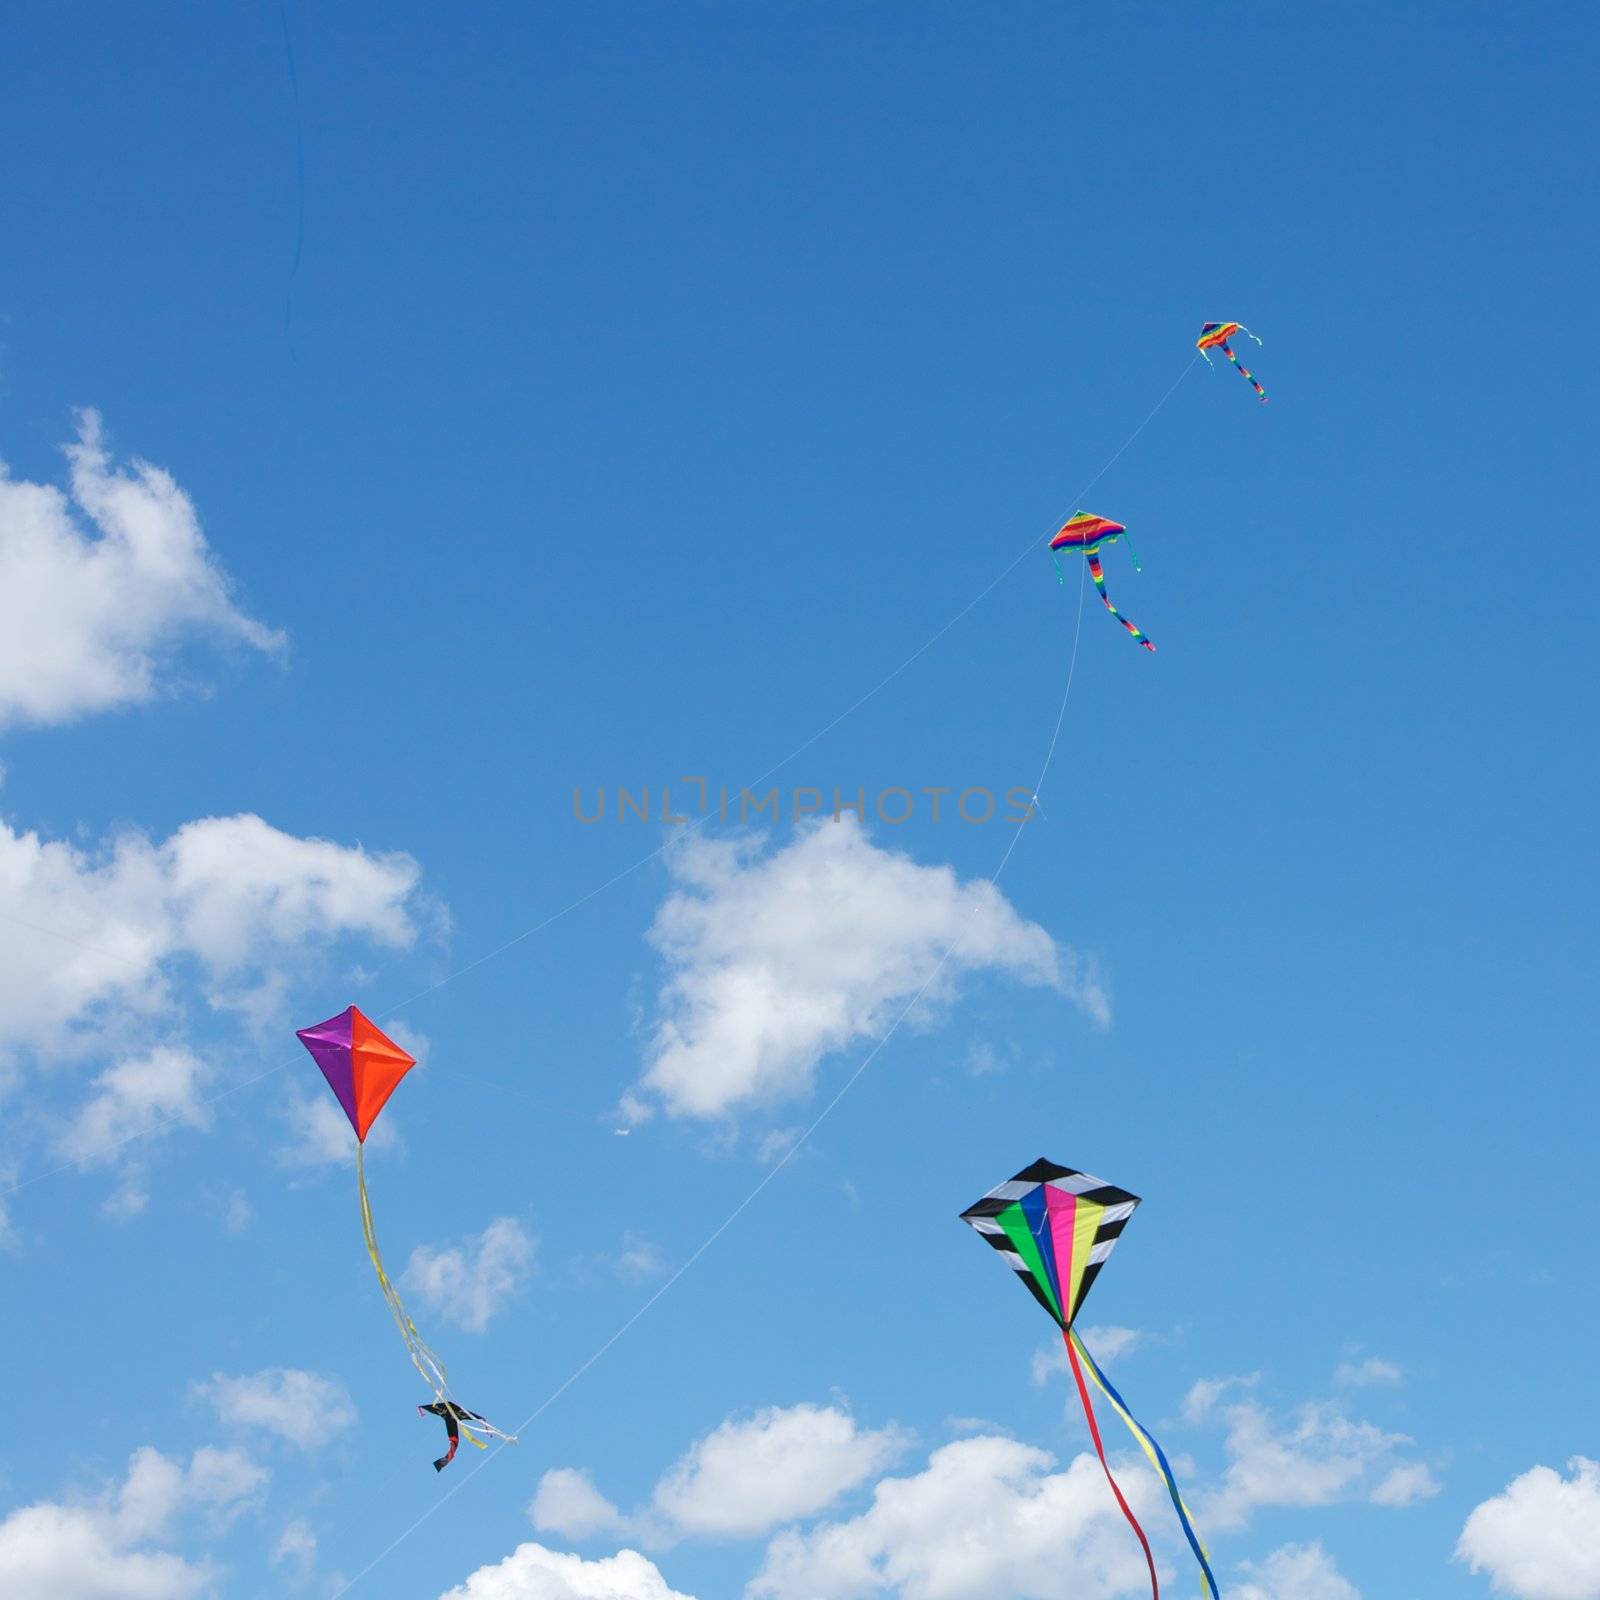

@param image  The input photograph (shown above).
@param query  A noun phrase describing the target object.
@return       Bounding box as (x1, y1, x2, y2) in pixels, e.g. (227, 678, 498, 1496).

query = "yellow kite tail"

(1070, 1329, 1219, 1599)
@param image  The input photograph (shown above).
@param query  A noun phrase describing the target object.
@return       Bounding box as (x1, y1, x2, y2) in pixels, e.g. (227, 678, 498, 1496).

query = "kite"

(1196, 321, 1267, 402)
(296, 1005, 517, 1469)
(1050, 512, 1155, 652)
(419, 1401, 496, 1473)
(960, 1159, 1217, 1600)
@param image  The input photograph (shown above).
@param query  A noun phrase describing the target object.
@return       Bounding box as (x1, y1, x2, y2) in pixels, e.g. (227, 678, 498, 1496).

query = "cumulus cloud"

(530, 1471, 625, 1541)
(440, 1542, 695, 1599)
(628, 820, 1100, 1122)
(1032, 1326, 1141, 1385)
(0, 411, 282, 730)
(194, 1368, 357, 1448)
(276, 1088, 399, 1169)
(403, 1217, 536, 1332)
(0, 1444, 265, 1598)
(616, 1232, 665, 1281)
(56, 1045, 210, 1166)
(272, 1517, 317, 1577)
(41, 1044, 215, 1218)
(749, 1434, 1164, 1600)
(0, 811, 423, 1072)
(1185, 1380, 1438, 1531)
(1332, 1357, 1402, 1389)
(652, 1404, 911, 1540)
(1231, 1541, 1360, 1600)
(1456, 1457, 1600, 1600)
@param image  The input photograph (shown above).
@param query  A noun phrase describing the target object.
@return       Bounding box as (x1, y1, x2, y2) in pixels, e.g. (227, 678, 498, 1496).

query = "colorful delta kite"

(1197, 321, 1267, 402)
(1050, 512, 1154, 652)
(960, 1159, 1218, 1600)
(296, 1006, 517, 1470)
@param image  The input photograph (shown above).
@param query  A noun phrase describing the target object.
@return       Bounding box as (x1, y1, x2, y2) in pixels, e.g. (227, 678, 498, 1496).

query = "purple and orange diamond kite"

(294, 1004, 516, 1469)
(296, 1004, 416, 1142)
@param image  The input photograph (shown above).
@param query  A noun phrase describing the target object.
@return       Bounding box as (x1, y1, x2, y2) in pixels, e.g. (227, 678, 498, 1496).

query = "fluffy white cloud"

(0, 1444, 265, 1598)
(629, 820, 1100, 1122)
(56, 1046, 209, 1166)
(0, 812, 422, 1070)
(1231, 1541, 1359, 1600)
(440, 1542, 695, 1599)
(403, 1217, 536, 1333)
(0, 411, 282, 730)
(1456, 1458, 1600, 1600)
(748, 1435, 1163, 1600)
(652, 1404, 911, 1540)
(276, 1089, 399, 1169)
(1332, 1357, 1402, 1389)
(182, 1448, 268, 1528)
(530, 1471, 625, 1541)
(1185, 1382, 1438, 1531)
(1032, 1326, 1141, 1385)
(194, 1368, 357, 1448)
(617, 1232, 665, 1281)
(272, 1517, 317, 1577)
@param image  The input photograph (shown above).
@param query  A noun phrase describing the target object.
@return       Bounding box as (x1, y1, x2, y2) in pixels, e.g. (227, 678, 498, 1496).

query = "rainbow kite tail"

(1071, 1329, 1220, 1600)
(1065, 1330, 1161, 1600)
(1086, 555, 1155, 651)
(1220, 341, 1268, 402)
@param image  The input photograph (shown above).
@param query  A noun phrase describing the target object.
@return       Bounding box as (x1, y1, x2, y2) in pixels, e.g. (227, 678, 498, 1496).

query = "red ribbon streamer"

(1065, 1327, 1160, 1600)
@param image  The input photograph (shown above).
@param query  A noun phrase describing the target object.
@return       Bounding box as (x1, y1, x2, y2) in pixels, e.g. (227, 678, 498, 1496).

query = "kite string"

(0, 358, 1197, 1205)
(1066, 1328, 1161, 1600)
(325, 542, 1095, 1600)
(326, 360, 1198, 1598)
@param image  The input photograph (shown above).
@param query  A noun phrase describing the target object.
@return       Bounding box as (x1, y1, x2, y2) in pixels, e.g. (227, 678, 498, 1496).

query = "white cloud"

(194, 1368, 357, 1448)
(0, 811, 422, 1071)
(748, 1435, 1164, 1600)
(1456, 1457, 1600, 1600)
(276, 1089, 398, 1169)
(224, 1189, 253, 1233)
(530, 1471, 625, 1541)
(1190, 1385, 1438, 1532)
(1231, 1541, 1360, 1600)
(630, 820, 1100, 1122)
(653, 1404, 911, 1540)
(440, 1542, 695, 1600)
(1032, 1326, 1141, 1385)
(56, 1046, 209, 1166)
(616, 1232, 665, 1281)
(1183, 1375, 1258, 1421)
(0, 1444, 264, 1599)
(1332, 1357, 1402, 1389)
(403, 1217, 536, 1333)
(182, 1447, 268, 1528)
(0, 411, 282, 730)
(272, 1517, 317, 1577)
(1370, 1461, 1441, 1507)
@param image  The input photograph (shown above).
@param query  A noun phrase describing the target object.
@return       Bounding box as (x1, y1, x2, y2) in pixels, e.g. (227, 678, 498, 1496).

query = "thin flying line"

(329, 558, 1091, 1600)
(2, 363, 1188, 1204)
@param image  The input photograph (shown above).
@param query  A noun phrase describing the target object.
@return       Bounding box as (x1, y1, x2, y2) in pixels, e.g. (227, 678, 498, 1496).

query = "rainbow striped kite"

(1197, 321, 1267, 402)
(961, 1159, 1218, 1600)
(1049, 512, 1154, 652)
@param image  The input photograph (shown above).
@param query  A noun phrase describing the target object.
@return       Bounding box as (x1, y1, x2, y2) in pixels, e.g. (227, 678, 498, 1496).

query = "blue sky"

(2, 4, 1598, 1598)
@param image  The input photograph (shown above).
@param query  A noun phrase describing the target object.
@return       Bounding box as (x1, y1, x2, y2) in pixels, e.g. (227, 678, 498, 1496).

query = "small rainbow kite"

(1197, 321, 1267, 402)
(1049, 512, 1154, 652)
